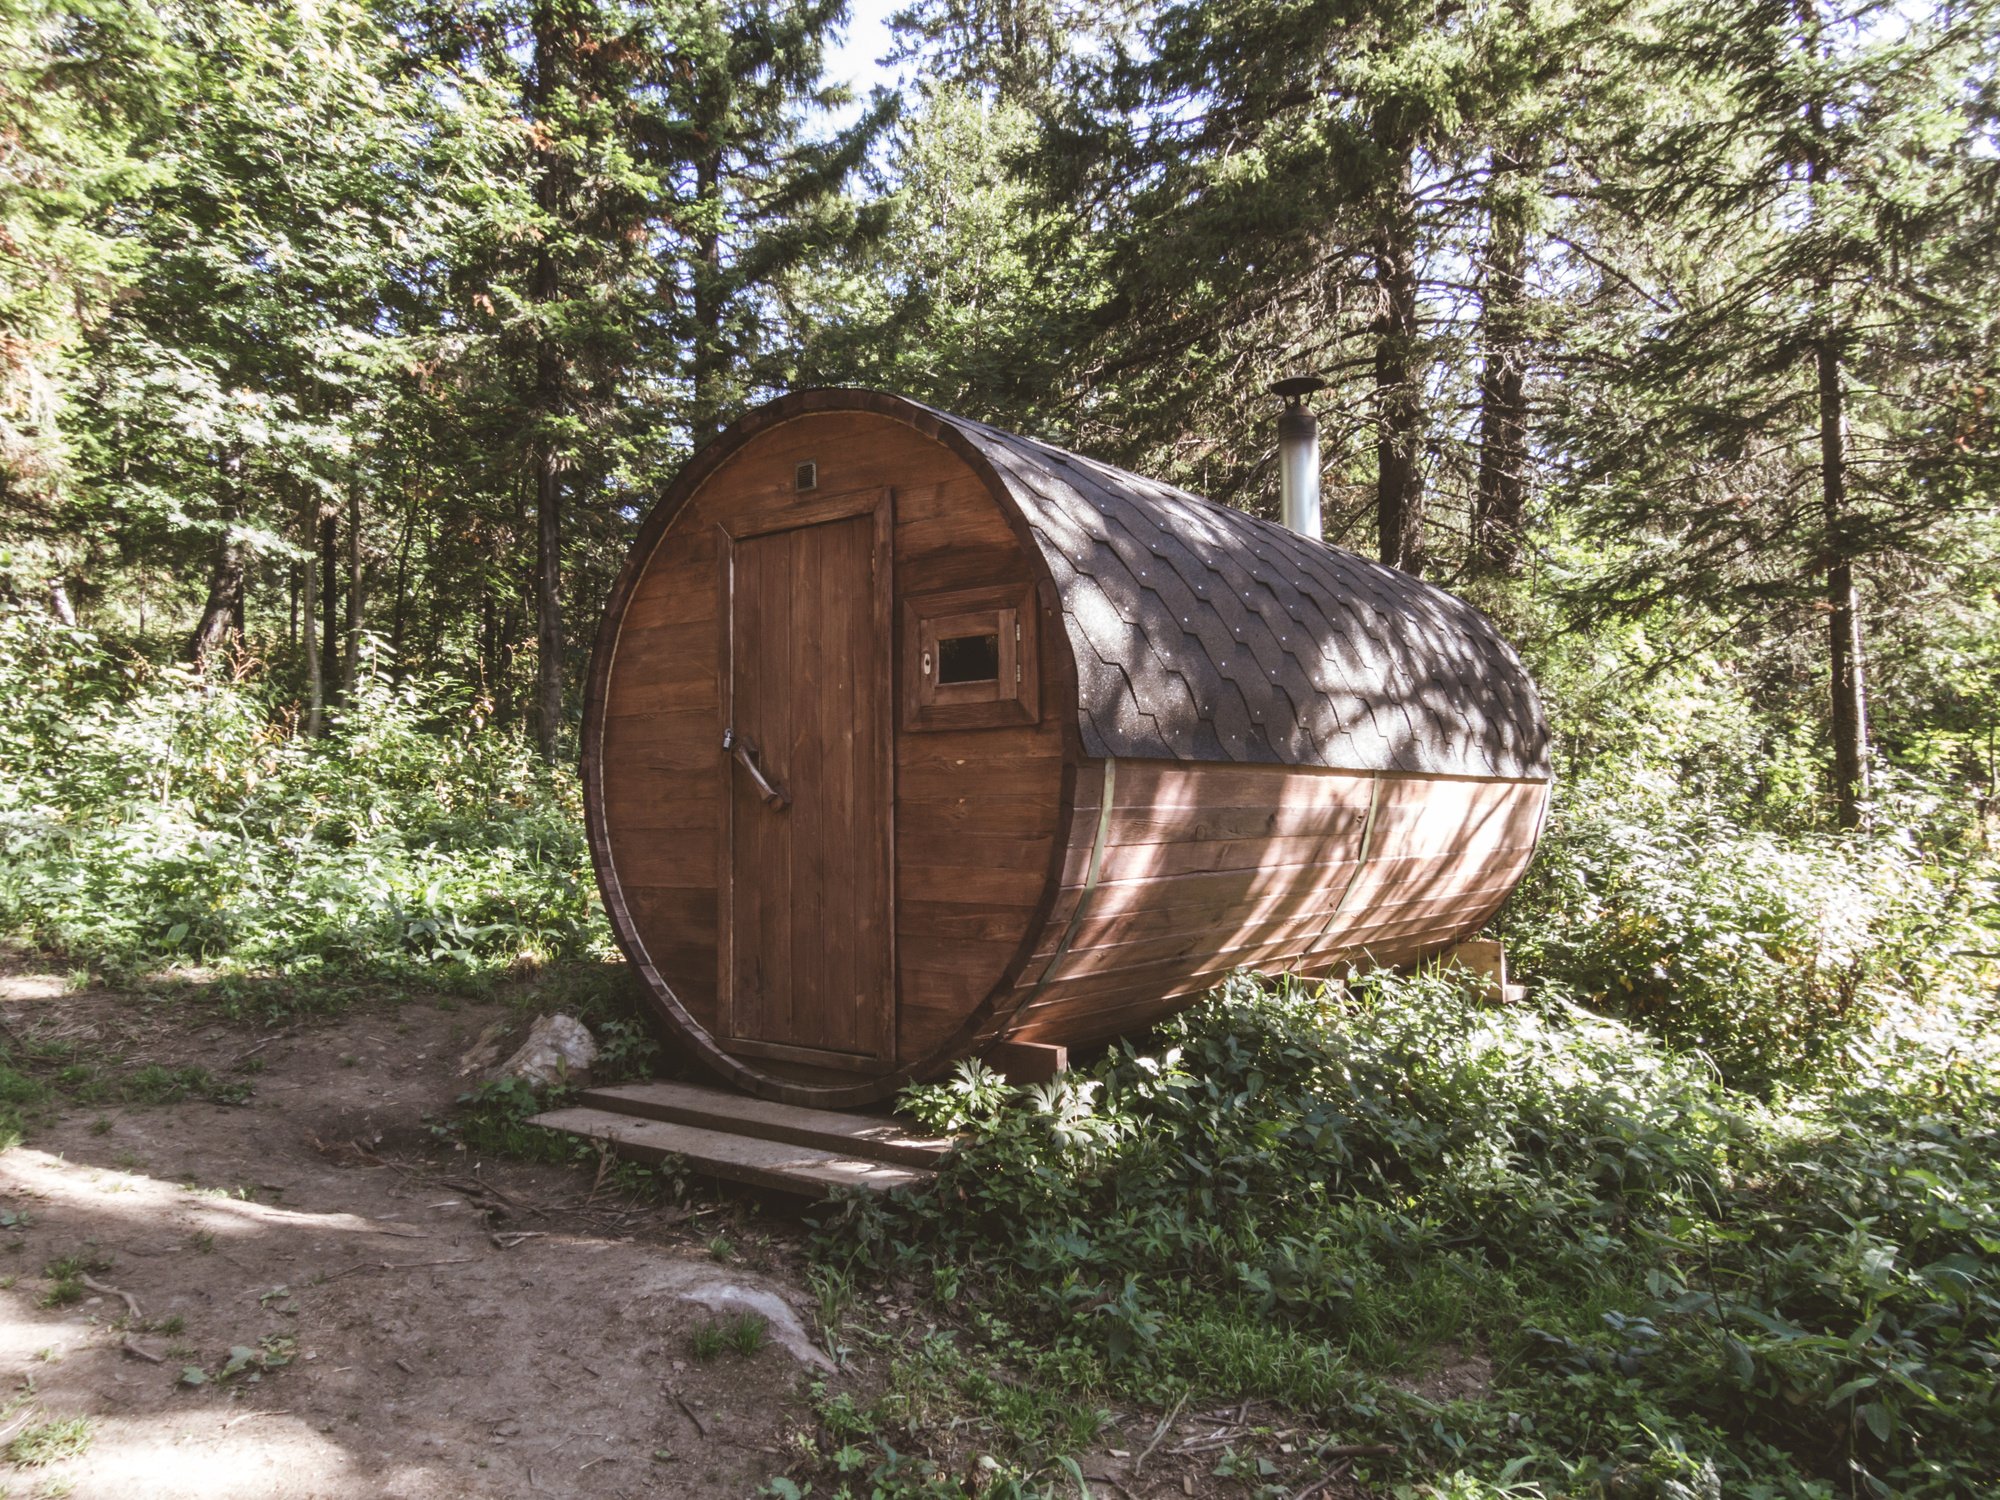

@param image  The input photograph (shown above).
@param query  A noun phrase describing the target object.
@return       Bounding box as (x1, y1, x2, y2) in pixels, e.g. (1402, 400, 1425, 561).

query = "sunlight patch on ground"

(51, 1409, 357, 1498)
(2, 1148, 430, 1247)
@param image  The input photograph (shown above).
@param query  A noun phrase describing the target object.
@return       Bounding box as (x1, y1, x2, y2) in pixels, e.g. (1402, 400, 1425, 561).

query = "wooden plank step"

(576, 1080, 954, 1170)
(528, 1107, 935, 1197)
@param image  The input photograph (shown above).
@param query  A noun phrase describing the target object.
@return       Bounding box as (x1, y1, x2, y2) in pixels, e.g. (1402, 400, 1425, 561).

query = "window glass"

(937, 632, 1001, 685)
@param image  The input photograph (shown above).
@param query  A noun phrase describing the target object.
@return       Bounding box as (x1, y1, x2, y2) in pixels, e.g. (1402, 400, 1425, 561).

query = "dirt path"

(0, 970, 828, 1499)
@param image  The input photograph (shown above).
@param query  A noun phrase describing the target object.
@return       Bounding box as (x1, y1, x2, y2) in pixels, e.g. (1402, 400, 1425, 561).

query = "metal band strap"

(1028, 756, 1118, 992)
(1302, 772, 1382, 963)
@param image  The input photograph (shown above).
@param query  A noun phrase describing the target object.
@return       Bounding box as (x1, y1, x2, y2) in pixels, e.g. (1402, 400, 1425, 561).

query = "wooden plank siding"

(590, 410, 1068, 1103)
(583, 392, 1553, 1108)
(1003, 760, 1548, 1047)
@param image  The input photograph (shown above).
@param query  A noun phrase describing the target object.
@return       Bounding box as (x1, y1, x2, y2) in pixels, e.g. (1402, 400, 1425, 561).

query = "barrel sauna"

(582, 389, 1553, 1107)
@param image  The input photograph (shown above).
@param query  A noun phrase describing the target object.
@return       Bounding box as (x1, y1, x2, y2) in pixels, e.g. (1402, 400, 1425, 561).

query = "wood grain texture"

(582, 391, 1550, 1110)
(720, 506, 892, 1065)
(583, 404, 1075, 1106)
(1000, 760, 1549, 1047)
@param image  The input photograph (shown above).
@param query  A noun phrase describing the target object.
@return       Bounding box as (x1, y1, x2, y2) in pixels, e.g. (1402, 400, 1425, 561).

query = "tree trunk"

(302, 501, 324, 738)
(497, 599, 521, 729)
(526, 0, 569, 763)
(1371, 138, 1425, 577)
(1818, 337, 1869, 828)
(690, 152, 725, 443)
(342, 482, 364, 697)
(319, 508, 341, 705)
(189, 477, 247, 665)
(1473, 149, 1530, 577)
(388, 494, 417, 683)
(534, 457, 564, 761)
(47, 578, 78, 627)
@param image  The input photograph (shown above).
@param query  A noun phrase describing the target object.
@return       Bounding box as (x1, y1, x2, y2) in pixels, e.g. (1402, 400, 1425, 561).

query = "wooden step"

(576, 1080, 954, 1170)
(528, 1106, 936, 1197)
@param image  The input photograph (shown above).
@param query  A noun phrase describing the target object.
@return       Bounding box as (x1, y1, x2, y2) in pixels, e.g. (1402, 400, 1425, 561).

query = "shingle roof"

(930, 407, 1553, 783)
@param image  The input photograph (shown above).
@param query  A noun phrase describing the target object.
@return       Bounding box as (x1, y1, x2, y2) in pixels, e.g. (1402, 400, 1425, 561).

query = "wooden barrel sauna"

(582, 389, 1553, 1107)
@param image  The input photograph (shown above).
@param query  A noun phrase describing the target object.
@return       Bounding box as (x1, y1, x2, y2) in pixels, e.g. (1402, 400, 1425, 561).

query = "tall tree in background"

(402, 0, 690, 757)
(1564, 0, 2000, 826)
(512, 0, 683, 760)
(66, 0, 426, 667)
(0, 0, 168, 597)
(1041, 0, 1593, 569)
(887, 0, 1108, 102)
(789, 0, 1107, 426)
(663, 0, 891, 443)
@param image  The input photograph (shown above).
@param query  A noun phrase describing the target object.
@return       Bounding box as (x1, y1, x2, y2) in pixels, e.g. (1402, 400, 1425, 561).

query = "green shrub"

(0, 608, 607, 982)
(1498, 768, 1993, 1090)
(815, 971, 2000, 1499)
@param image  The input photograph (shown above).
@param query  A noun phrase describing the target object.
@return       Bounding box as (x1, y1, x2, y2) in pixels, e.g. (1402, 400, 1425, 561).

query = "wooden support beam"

(985, 1039, 1068, 1085)
(1444, 938, 1525, 1003)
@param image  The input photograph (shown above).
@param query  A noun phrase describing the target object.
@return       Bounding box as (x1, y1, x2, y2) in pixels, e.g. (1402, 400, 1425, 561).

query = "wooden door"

(719, 491, 894, 1069)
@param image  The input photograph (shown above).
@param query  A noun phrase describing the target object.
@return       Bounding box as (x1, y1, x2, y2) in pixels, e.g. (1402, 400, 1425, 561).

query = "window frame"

(900, 584, 1040, 731)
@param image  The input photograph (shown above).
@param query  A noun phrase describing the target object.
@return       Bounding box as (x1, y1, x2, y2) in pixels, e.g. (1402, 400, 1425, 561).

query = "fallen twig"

(228, 1030, 299, 1067)
(80, 1274, 141, 1321)
(1317, 1443, 1397, 1459)
(223, 1409, 292, 1430)
(1132, 1391, 1186, 1476)
(671, 1390, 709, 1436)
(323, 1257, 477, 1281)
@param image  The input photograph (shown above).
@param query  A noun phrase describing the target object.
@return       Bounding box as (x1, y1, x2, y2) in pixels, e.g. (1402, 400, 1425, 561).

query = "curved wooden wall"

(995, 761, 1549, 1049)
(588, 393, 1554, 1107)
(588, 410, 1073, 1105)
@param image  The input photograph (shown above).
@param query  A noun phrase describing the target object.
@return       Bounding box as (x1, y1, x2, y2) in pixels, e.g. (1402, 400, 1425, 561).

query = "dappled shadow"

(0, 971, 825, 1500)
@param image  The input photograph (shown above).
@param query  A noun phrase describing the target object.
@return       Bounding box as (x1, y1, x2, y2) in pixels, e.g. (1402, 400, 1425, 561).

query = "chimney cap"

(1269, 375, 1327, 404)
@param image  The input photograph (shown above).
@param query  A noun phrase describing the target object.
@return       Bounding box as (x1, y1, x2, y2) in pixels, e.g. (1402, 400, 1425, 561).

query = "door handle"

(721, 728, 789, 809)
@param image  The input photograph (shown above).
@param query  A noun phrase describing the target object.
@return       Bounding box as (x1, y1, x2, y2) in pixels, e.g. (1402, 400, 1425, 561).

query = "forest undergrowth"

(2, 608, 1998, 1499)
(0, 610, 607, 989)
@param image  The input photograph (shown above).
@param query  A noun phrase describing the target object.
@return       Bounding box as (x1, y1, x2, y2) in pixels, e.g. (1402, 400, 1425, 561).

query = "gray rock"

(489, 1013, 597, 1089)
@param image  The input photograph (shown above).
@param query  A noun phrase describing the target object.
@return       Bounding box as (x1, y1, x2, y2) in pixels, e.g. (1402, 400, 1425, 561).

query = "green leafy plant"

(0, 612, 608, 989)
(808, 970, 2000, 1498)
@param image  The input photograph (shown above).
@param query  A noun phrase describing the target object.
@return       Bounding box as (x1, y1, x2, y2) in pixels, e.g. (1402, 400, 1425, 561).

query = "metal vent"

(795, 461, 818, 492)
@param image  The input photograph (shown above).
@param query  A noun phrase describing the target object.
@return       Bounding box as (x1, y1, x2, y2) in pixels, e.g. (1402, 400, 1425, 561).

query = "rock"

(457, 1019, 514, 1077)
(488, 1014, 597, 1089)
(636, 1261, 838, 1372)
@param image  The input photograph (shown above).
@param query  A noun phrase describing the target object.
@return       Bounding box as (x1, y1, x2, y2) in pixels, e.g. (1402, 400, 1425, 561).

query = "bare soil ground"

(0, 966, 828, 1499)
(0, 962, 1373, 1500)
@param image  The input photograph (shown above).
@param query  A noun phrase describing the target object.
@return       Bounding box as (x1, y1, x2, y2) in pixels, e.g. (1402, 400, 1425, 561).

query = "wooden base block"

(528, 1077, 955, 1198)
(530, 1106, 936, 1197)
(1444, 938, 1519, 1002)
(984, 1039, 1068, 1085)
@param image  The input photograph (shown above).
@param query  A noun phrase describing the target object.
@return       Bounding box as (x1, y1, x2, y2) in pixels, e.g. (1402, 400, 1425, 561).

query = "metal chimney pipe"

(1270, 375, 1328, 540)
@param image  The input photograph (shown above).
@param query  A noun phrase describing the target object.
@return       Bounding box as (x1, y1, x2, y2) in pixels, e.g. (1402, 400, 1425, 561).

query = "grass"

(691, 1312, 768, 1361)
(725, 1312, 768, 1355)
(122, 1064, 251, 1106)
(5, 1414, 93, 1467)
(784, 969, 2000, 1500)
(37, 1250, 111, 1310)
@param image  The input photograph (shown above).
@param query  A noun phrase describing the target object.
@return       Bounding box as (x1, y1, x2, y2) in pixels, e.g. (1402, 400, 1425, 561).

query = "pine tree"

(64, 0, 429, 666)
(659, 0, 892, 444)
(0, 0, 169, 594)
(1562, 0, 2000, 826)
(1037, 0, 1600, 570)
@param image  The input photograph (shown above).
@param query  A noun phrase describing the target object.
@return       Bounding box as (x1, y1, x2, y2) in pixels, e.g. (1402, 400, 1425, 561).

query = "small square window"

(794, 460, 817, 492)
(902, 585, 1040, 731)
(937, 632, 1001, 685)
